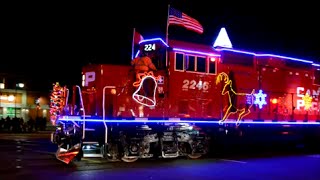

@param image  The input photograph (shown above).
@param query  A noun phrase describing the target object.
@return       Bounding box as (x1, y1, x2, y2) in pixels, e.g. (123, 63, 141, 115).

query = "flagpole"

(131, 28, 136, 59)
(165, 4, 170, 44)
(165, 4, 170, 66)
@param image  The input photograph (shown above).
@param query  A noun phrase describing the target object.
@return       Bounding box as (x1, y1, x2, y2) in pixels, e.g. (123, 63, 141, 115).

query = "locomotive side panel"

(81, 64, 102, 116)
(290, 68, 319, 121)
(312, 69, 320, 120)
(82, 64, 135, 117)
(257, 63, 290, 121)
(257, 57, 317, 121)
(99, 65, 134, 118)
(218, 53, 259, 121)
(168, 49, 221, 119)
(85, 64, 171, 119)
(283, 68, 314, 121)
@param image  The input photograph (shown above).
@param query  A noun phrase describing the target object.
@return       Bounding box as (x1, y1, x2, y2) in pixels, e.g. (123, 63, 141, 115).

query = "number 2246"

(182, 80, 209, 91)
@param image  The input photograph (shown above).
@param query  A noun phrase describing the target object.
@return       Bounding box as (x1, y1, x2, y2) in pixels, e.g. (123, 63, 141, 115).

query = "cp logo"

(83, 71, 95, 86)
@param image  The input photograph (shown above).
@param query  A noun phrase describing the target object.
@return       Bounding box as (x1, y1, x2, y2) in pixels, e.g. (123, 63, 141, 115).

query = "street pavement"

(0, 132, 320, 180)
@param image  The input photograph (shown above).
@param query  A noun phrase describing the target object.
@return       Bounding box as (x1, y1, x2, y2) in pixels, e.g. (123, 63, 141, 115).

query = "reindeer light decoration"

(216, 72, 255, 125)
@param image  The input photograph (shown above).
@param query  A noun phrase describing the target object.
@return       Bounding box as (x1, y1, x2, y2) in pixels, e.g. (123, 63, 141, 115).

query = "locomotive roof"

(139, 38, 320, 67)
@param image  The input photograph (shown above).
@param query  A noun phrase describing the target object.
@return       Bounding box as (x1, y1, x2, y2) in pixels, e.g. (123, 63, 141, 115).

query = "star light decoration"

(302, 92, 313, 110)
(254, 90, 267, 109)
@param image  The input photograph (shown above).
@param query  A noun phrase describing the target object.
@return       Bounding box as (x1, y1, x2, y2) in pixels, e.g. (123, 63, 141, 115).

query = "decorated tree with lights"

(50, 82, 66, 125)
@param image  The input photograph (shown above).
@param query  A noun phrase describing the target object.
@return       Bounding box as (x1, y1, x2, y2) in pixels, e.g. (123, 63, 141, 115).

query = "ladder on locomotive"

(72, 85, 108, 158)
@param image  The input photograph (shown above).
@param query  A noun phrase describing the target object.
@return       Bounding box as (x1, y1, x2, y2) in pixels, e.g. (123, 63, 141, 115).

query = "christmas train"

(50, 29, 320, 164)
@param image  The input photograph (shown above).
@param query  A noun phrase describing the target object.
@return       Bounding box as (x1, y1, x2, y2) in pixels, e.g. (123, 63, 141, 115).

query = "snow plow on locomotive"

(50, 36, 320, 164)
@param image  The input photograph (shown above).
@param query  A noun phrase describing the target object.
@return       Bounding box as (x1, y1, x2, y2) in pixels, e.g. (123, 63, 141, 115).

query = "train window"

(314, 70, 320, 85)
(175, 53, 184, 70)
(185, 55, 195, 71)
(197, 56, 206, 73)
(151, 49, 167, 70)
(209, 58, 216, 74)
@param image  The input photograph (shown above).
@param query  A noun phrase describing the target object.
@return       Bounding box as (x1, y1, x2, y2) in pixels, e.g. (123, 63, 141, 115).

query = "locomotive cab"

(138, 38, 169, 70)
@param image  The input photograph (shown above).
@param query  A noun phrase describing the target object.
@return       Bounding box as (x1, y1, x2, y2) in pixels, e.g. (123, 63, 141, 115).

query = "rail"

(63, 87, 80, 129)
(65, 88, 69, 106)
(75, 85, 86, 139)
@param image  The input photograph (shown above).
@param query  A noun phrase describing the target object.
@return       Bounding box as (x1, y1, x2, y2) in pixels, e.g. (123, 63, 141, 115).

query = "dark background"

(2, 1, 319, 91)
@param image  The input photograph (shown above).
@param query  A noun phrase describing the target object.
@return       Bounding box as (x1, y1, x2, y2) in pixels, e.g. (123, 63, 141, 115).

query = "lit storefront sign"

(0, 95, 15, 102)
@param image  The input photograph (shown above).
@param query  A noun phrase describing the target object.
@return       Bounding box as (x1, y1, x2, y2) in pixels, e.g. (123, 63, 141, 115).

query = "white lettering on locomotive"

(182, 79, 209, 92)
(83, 71, 96, 87)
(296, 86, 320, 110)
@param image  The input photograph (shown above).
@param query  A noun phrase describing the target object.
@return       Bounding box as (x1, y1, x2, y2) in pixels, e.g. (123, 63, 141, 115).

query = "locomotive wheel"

(187, 153, 202, 159)
(104, 144, 121, 162)
(121, 156, 139, 162)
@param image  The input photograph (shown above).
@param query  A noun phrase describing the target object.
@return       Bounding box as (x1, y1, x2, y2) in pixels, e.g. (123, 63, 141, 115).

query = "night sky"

(2, 1, 319, 92)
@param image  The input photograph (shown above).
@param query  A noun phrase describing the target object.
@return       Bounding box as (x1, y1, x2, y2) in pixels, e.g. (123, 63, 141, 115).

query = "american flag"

(168, 7, 203, 34)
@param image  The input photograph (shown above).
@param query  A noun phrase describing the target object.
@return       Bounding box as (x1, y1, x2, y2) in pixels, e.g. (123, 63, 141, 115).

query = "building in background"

(0, 74, 50, 122)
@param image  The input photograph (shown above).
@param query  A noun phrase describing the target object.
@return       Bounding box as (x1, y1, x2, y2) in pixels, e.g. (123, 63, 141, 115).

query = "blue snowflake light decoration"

(254, 89, 267, 109)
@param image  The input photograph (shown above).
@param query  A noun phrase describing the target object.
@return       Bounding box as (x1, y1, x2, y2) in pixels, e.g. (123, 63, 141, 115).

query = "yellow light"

(111, 89, 116, 95)
(8, 95, 15, 102)
(216, 72, 255, 125)
(271, 98, 278, 104)
(210, 57, 216, 62)
(302, 93, 312, 110)
(17, 83, 24, 88)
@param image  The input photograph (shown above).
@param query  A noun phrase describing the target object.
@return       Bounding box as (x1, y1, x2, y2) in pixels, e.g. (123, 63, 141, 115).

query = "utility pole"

(15, 83, 25, 118)
(14, 84, 17, 118)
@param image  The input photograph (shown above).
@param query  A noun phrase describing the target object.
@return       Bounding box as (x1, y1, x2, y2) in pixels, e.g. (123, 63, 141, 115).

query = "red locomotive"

(50, 33, 320, 164)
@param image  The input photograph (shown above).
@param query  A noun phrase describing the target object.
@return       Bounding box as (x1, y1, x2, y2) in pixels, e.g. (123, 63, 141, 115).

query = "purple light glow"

(217, 48, 314, 64)
(173, 48, 221, 57)
(57, 116, 320, 125)
(135, 50, 140, 58)
(138, 38, 318, 65)
(139, 38, 169, 47)
(218, 48, 256, 56)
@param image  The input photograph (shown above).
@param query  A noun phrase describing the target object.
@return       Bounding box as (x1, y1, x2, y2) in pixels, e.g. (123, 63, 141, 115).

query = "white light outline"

(254, 90, 267, 109)
(132, 75, 158, 108)
(213, 27, 233, 48)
